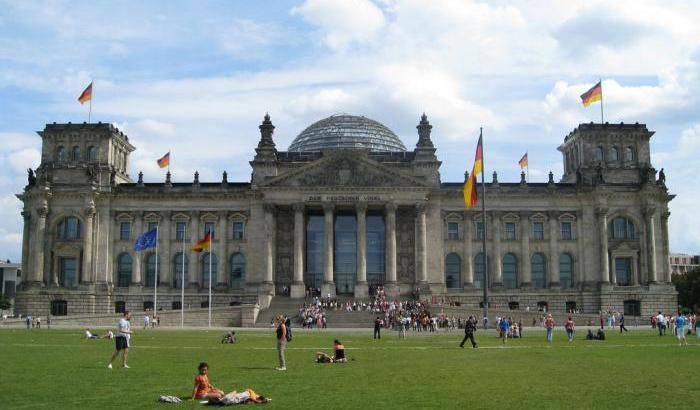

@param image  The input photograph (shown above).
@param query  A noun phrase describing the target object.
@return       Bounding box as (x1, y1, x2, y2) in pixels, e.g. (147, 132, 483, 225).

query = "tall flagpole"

(154, 226, 158, 318)
(181, 225, 186, 328)
(480, 127, 489, 323)
(599, 78, 604, 124)
(208, 233, 212, 327)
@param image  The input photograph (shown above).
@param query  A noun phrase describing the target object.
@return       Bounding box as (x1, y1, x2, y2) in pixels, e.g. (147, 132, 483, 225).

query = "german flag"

(157, 152, 170, 168)
(463, 135, 483, 209)
(580, 81, 602, 107)
(518, 152, 528, 169)
(192, 232, 211, 253)
(78, 82, 93, 104)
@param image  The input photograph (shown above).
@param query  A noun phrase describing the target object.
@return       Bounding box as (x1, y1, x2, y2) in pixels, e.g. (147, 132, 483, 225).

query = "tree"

(0, 294, 11, 310)
(672, 267, 700, 313)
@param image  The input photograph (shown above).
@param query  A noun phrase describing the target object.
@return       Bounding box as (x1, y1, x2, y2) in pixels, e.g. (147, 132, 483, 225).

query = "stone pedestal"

(354, 281, 368, 299)
(290, 282, 305, 299)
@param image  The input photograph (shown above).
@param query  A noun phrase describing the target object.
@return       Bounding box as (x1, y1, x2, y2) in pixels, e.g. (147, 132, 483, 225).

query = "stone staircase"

(255, 296, 390, 328)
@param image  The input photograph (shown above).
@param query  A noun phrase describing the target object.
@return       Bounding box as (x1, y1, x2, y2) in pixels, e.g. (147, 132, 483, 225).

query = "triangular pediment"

(262, 151, 429, 188)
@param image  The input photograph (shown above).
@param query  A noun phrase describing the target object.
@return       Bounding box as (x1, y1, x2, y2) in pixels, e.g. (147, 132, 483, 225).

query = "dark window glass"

(366, 213, 385, 286)
(559, 253, 574, 289)
(503, 253, 518, 289)
(475, 221, 485, 240)
(531, 253, 547, 289)
(609, 217, 635, 240)
(595, 146, 604, 162)
(447, 222, 459, 240)
(232, 222, 245, 240)
(532, 222, 544, 240)
(88, 146, 98, 162)
(173, 253, 188, 288)
(117, 253, 132, 287)
(615, 257, 632, 286)
(120, 222, 131, 240)
(145, 254, 159, 287)
(204, 222, 215, 239)
(57, 146, 67, 162)
(201, 253, 218, 286)
(334, 212, 356, 294)
(176, 222, 187, 241)
(58, 217, 81, 240)
(230, 253, 245, 289)
(59, 257, 78, 288)
(114, 301, 126, 314)
(72, 146, 81, 161)
(147, 222, 158, 233)
(561, 222, 572, 240)
(305, 213, 324, 289)
(51, 300, 68, 316)
(474, 253, 487, 289)
(504, 222, 516, 240)
(445, 253, 461, 289)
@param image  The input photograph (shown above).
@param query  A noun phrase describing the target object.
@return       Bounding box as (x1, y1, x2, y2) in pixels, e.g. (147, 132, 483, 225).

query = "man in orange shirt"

(192, 362, 224, 401)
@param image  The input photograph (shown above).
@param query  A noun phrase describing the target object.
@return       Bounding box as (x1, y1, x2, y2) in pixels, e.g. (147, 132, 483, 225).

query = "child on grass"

(192, 362, 224, 401)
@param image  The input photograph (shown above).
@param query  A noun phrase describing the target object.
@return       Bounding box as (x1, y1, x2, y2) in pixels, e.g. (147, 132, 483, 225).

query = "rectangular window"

(232, 222, 245, 240)
(119, 222, 131, 240)
(204, 222, 215, 239)
(447, 222, 459, 240)
(561, 222, 572, 240)
(532, 222, 544, 240)
(504, 222, 516, 240)
(176, 222, 187, 241)
(147, 222, 158, 232)
(475, 222, 485, 240)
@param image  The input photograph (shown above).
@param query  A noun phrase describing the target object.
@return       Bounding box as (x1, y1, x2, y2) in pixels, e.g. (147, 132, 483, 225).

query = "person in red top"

(544, 314, 555, 343)
(564, 316, 575, 342)
(192, 362, 224, 401)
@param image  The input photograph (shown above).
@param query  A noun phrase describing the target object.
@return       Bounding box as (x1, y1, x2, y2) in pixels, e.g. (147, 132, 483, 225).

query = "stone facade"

(15, 117, 677, 318)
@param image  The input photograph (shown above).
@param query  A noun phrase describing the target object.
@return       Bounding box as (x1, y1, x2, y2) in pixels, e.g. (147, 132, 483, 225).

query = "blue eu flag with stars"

(134, 228, 157, 251)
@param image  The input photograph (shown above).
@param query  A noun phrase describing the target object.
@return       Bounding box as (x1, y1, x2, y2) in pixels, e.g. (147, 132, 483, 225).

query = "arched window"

(609, 146, 619, 161)
(531, 253, 547, 289)
(445, 253, 461, 289)
(230, 253, 246, 289)
(202, 252, 218, 287)
(57, 146, 66, 162)
(57, 217, 81, 240)
(144, 254, 159, 287)
(609, 217, 635, 240)
(595, 146, 604, 162)
(502, 253, 518, 289)
(173, 253, 188, 288)
(559, 253, 574, 289)
(624, 146, 635, 162)
(474, 253, 487, 289)
(87, 146, 98, 162)
(117, 253, 132, 287)
(72, 145, 81, 161)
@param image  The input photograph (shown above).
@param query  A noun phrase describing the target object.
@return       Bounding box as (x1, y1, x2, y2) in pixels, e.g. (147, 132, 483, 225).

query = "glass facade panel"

(503, 253, 518, 289)
(230, 253, 245, 289)
(366, 213, 385, 286)
(531, 253, 547, 289)
(559, 253, 574, 289)
(173, 253, 188, 288)
(60, 257, 78, 288)
(145, 254, 159, 287)
(532, 222, 544, 240)
(445, 253, 461, 289)
(116, 253, 131, 287)
(615, 257, 632, 286)
(120, 222, 131, 240)
(334, 212, 356, 294)
(305, 213, 324, 289)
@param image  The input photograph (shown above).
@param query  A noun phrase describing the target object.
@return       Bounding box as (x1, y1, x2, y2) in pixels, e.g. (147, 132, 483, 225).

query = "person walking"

(499, 317, 510, 345)
(564, 316, 575, 342)
(675, 313, 688, 347)
(619, 314, 628, 333)
(459, 316, 478, 349)
(544, 313, 555, 343)
(275, 315, 287, 371)
(656, 311, 666, 336)
(46, 315, 51, 330)
(373, 317, 382, 340)
(108, 311, 132, 369)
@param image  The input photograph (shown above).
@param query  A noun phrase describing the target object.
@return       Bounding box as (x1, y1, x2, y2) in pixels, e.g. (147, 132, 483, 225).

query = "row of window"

(446, 221, 574, 241)
(595, 145, 637, 163)
(118, 221, 245, 241)
(56, 145, 98, 162)
(444, 252, 575, 290)
(115, 252, 246, 289)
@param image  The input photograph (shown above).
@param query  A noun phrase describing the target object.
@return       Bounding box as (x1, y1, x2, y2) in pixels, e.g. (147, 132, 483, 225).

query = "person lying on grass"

(221, 331, 236, 344)
(192, 362, 224, 401)
(316, 339, 347, 363)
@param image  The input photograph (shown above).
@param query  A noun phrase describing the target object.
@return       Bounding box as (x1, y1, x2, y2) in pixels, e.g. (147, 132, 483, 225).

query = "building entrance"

(334, 212, 356, 294)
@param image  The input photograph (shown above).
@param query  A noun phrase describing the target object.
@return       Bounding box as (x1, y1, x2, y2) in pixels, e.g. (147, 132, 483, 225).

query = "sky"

(1, 0, 699, 263)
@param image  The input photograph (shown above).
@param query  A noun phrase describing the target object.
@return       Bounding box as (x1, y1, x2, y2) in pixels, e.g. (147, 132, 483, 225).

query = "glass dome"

(288, 114, 407, 152)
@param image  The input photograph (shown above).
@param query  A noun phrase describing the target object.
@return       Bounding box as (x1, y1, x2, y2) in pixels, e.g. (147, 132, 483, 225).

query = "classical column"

(661, 211, 671, 282)
(492, 212, 503, 288)
(384, 203, 398, 296)
(463, 211, 474, 288)
(354, 202, 368, 298)
(548, 211, 559, 288)
(31, 204, 48, 287)
(132, 212, 143, 286)
(81, 203, 96, 285)
(290, 203, 306, 298)
(645, 207, 657, 284)
(20, 210, 32, 285)
(322, 203, 335, 297)
(263, 205, 275, 293)
(597, 208, 610, 284)
(188, 211, 199, 287)
(217, 211, 227, 287)
(519, 212, 531, 288)
(415, 203, 428, 285)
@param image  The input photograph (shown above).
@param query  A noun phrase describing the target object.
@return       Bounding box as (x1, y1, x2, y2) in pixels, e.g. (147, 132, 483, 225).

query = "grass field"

(0, 327, 698, 409)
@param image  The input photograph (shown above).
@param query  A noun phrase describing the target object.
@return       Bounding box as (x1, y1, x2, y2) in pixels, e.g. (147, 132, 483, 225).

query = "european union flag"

(134, 228, 158, 251)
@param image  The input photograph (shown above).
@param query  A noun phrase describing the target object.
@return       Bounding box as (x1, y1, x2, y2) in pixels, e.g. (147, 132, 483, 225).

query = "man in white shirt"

(108, 311, 133, 369)
(656, 311, 666, 336)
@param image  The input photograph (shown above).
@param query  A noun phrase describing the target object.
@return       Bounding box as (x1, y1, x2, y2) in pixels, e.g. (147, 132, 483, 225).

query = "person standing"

(25, 315, 31, 330)
(656, 311, 666, 336)
(459, 316, 478, 349)
(499, 317, 510, 345)
(108, 311, 132, 369)
(36, 316, 41, 329)
(275, 315, 287, 371)
(544, 314, 555, 343)
(675, 313, 688, 347)
(619, 314, 628, 333)
(46, 315, 51, 330)
(144, 314, 150, 329)
(564, 316, 575, 342)
(374, 317, 382, 340)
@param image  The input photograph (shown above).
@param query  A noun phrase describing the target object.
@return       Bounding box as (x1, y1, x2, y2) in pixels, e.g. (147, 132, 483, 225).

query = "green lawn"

(1, 327, 698, 409)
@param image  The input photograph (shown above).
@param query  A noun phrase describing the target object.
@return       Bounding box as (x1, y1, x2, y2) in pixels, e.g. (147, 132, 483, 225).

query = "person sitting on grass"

(221, 331, 236, 344)
(192, 362, 224, 402)
(84, 328, 100, 339)
(316, 339, 347, 363)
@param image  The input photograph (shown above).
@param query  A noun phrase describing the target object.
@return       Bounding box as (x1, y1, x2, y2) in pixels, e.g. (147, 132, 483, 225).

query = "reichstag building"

(15, 113, 677, 317)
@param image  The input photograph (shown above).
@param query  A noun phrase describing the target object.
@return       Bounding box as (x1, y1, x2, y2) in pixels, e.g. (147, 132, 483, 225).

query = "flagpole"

(88, 80, 92, 123)
(181, 225, 186, 327)
(208, 233, 212, 328)
(599, 78, 604, 124)
(526, 151, 529, 183)
(154, 226, 158, 319)
(480, 127, 489, 323)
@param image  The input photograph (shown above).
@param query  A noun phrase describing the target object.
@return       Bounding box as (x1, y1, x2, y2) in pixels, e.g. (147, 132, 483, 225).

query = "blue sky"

(1, 0, 700, 262)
